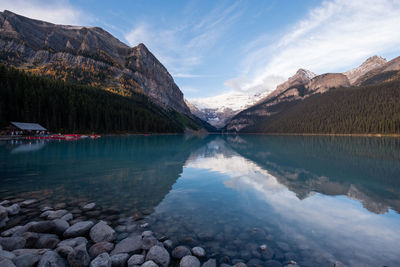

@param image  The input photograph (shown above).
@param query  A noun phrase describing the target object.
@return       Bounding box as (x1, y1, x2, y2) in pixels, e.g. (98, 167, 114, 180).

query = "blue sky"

(2, 0, 400, 103)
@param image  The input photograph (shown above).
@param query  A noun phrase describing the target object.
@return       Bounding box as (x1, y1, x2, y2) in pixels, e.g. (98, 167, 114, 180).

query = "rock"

(162, 240, 173, 250)
(247, 258, 264, 267)
(265, 260, 282, 267)
(21, 199, 38, 207)
(90, 221, 115, 243)
(35, 233, 60, 249)
(90, 253, 111, 267)
(0, 250, 16, 260)
(141, 261, 158, 267)
(141, 236, 158, 250)
(83, 203, 96, 211)
(89, 242, 114, 257)
(220, 264, 232, 267)
(21, 232, 40, 248)
(110, 235, 142, 255)
(64, 221, 94, 238)
(139, 223, 149, 228)
(48, 210, 69, 220)
(0, 200, 10, 206)
(6, 204, 20, 216)
(191, 247, 205, 257)
(40, 210, 54, 218)
(38, 251, 67, 267)
(180, 255, 200, 267)
(41, 206, 53, 212)
(127, 254, 145, 266)
(110, 253, 129, 267)
(12, 253, 40, 267)
(0, 237, 26, 251)
(145, 245, 170, 267)
(0, 217, 9, 229)
(68, 244, 90, 267)
(172, 246, 191, 259)
(28, 221, 56, 233)
(61, 213, 73, 221)
(56, 245, 74, 258)
(11, 249, 49, 257)
(141, 231, 153, 238)
(0, 259, 16, 267)
(53, 219, 70, 235)
(1, 225, 24, 237)
(233, 263, 247, 267)
(201, 259, 217, 267)
(57, 237, 88, 248)
(0, 206, 8, 221)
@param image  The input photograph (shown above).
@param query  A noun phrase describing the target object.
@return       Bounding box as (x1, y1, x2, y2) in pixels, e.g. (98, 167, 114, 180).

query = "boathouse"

(6, 122, 47, 135)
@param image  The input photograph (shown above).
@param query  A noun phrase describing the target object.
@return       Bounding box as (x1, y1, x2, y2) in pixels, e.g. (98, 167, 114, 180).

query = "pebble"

(0, 259, 16, 267)
(37, 251, 67, 267)
(192, 246, 206, 257)
(127, 254, 145, 266)
(172, 246, 192, 259)
(83, 203, 96, 211)
(12, 253, 40, 267)
(47, 210, 69, 220)
(180, 255, 200, 267)
(0, 236, 26, 251)
(56, 245, 74, 258)
(89, 242, 114, 257)
(6, 204, 20, 215)
(201, 259, 217, 267)
(141, 260, 158, 267)
(110, 253, 129, 267)
(68, 243, 90, 267)
(90, 252, 112, 267)
(57, 237, 88, 248)
(61, 213, 73, 221)
(0, 250, 16, 260)
(163, 240, 173, 250)
(90, 221, 116, 243)
(64, 221, 94, 238)
(21, 199, 38, 207)
(145, 245, 170, 267)
(35, 233, 60, 249)
(111, 235, 142, 255)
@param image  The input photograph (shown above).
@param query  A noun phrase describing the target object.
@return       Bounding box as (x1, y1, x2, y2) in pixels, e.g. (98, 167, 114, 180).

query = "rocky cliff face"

(0, 10, 190, 114)
(353, 56, 400, 86)
(344, 56, 387, 84)
(305, 73, 350, 94)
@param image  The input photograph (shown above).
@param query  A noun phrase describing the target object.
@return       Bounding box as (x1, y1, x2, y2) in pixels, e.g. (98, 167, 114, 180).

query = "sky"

(2, 0, 400, 105)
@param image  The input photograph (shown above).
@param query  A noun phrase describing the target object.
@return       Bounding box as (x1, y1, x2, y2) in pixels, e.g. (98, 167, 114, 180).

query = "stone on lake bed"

(90, 253, 111, 267)
(90, 221, 115, 243)
(0, 206, 8, 221)
(56, 245, 74, 258)
(145, 245, 170, 267)
(179, 255, 200, 267)
(89, 242, 114, 257)
(141, 231, 153, 238)
(21, 199, 38, 207)
(37, 251, 67, 267)
(0, 258, 16, 267)
(35, 233, 60, 249)
(68, 243, 90, 267)
(141, 260, 158, 267)
(83, 203, 96, 211)
(12, 253, 40, 267)
(201, 259, 216, 267)
(127, 254, 145, 266)
(163, 240, 173, 250)
(6, 204, 20, 216)
(61, 213, 73, 221)
(110, 253, 129, 267)
(57, 237, 88, 248)
(141, 236, 158, 250)
(0, 250, 16, 260)
(11, 249, 50, 257)
(0, 236, 26, 251)
(47, 210, 69, 220)
(191, 246, 206, 257)
(64, 221, 94, 238)
(110, 235, 142, 255)
(233, 263, 248, 267)
(172, 246, 191, 259)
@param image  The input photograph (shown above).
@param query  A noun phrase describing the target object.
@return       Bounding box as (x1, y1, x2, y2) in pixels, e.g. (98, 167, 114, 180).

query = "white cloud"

(124, 1, 242, 76)
(1, 0, 89, 25)
(227, 0, 400, 96)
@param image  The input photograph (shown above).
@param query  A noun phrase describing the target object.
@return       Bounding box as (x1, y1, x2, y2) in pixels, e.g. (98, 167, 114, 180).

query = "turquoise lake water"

(1, 135, 400, 266)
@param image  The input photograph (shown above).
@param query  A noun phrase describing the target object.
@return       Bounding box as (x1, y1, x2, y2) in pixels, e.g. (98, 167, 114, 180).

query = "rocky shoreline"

(0, 196, 301, 267)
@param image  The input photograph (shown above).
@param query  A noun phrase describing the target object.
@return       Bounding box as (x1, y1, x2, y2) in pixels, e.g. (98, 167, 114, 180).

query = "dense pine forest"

(0, 65, 212, 133)
(238, 79, 400, 134)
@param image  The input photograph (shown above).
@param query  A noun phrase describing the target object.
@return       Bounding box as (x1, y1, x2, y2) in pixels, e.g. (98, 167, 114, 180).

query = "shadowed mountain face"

(0, 136, 211, 214)
(225, 135, 400, 214)
(0, 10, 190, 114)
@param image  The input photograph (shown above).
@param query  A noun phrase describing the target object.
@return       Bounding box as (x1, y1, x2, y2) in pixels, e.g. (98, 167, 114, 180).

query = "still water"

(1, 135, 400, 266)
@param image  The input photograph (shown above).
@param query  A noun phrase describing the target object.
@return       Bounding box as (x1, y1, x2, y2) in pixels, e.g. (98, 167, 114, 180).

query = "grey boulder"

(127, 254, 145, 266)
(172, 246, 191, 259)
(0, 236, 26, 251)
(64, 221, 94, 238)
(201, 259, 217, 267)
(37, 251, 67, 267)
(110, 235, 142, 255)
(0, 259, 16, 267)
(180, 255, 200, 267)
(141, 261, 158, 267)
(35, 233, 60, 249)
(191, 247, 206, 257)
(90, 253, 111, 267)
(89, 242, 114, 257)
(145, 245, 170, 267)
(6, 204, 20, 216)
(110, 253, 129, 267)
(89, 221, 115, 243)
(67, 244, 90, 267)
(12, 253, 40, 267)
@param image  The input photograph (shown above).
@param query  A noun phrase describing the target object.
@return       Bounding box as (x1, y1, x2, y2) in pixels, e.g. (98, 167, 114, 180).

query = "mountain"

(344, 55, 387, 84)
(225, 56, 400, 133)
(0, 10, 190, 115)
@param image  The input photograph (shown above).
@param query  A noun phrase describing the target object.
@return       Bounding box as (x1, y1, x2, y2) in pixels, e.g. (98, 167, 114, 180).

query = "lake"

(1, 135, 400, 267)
